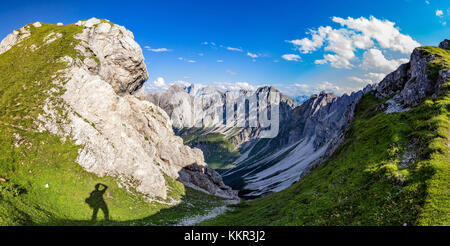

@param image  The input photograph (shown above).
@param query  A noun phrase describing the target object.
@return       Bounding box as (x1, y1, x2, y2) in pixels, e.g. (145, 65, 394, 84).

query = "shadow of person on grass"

(85, 183, 109, 222)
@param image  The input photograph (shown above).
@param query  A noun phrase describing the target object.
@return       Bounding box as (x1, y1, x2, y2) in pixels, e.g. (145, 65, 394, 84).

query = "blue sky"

(0, 0, 449, 96)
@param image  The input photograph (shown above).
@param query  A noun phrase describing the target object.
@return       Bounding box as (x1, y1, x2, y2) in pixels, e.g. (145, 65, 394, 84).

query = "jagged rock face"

(75, 18, 149, 95)
(146, 84, 298, 147)
(5, 18, 237, 200)
(147, 80, 369, 197)
(222, 89, 368, 197)
(376, 45, 449, 109)
(439, 39, 450, 50)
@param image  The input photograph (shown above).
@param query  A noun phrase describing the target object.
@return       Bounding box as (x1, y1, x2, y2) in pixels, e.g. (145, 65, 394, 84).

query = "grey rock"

(439, 39, 450, 50)
(74, 18, 149, 95)
(376, 43, 450, 107)
(0, 26, 31, 55)
(0, 19, 238, 201)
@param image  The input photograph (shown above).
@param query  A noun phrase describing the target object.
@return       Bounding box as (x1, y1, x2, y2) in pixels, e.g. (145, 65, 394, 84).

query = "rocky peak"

(74, 18, 148, 95)
(376, 40, 450, 111)
(0, 19, 238, 200)
(439, 39, 450, 50)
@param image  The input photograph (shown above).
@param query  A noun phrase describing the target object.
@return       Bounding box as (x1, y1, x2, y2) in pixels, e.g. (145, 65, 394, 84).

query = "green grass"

(0, 22, 228, 225)
(203, 47, 450, 226)
(179, 129, 240, 169)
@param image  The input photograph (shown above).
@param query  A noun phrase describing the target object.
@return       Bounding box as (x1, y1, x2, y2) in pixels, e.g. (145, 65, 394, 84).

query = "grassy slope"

(179, 129, 240, 170)
(0, 23, 226, 225)
(203, 46, 450, 226)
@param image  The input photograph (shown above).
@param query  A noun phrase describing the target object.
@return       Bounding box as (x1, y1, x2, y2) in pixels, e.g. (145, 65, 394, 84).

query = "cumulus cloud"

(227, 47, 243, 52)
(287, 26, 331, 53)
(281, 54, 301, 61)
(287, 16, 420, 69)
(365, 72, 387, 82)
(144, 46, 171, 52)
(153, 77, 166, 87)
(361, 48, 409, 73)
(348, 76, 372, 84)
(332, 16, 420, 54)
(436, 9, 444, 17)
(347, 72, 387, 89)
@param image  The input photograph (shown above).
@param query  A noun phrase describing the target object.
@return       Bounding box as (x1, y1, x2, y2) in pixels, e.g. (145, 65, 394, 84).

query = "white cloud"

(366, 72, 387, 82)
(187, 60, 196, 63)
(361, 48, 409, 73)
(216, 59, 224, 63)
(144, 46, 171, 52)
(212, 82, 258, 92)
(314, 59, 328, 64)
(153, 77, 166, 87)
(348, 72, 387, 87)
(425, 0, 430, 4)
(281, 54, 301, 61)
(348, 76, 372, 84)
(332, 16, 420, 54)
(288, 16, 420, 69)
(436, 9, 444, 17)
(198, 53, 204, 56)
(288, 26, 331, 53)
(247, 52, 258, 58)
(227, 47, 243, 52)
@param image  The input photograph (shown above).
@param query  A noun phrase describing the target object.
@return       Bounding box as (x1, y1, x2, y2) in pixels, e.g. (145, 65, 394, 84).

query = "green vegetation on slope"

(203, 46, 450, 226)
(0, 23, 227, 225)
(178, 129, 240, 170)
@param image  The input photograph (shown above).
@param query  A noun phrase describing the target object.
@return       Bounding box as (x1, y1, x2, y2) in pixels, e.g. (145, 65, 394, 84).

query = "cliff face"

(376, 40, 450, 111)
(0, 18, 237, 201)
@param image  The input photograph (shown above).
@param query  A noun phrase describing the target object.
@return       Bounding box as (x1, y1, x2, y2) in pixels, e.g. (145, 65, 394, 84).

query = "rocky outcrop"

(3, 18, 237, 201)
(439, 39, 450, 50)
(74, 19, 148, 95)
(376, 41, 450, 112)
(0, 25, 31, 55)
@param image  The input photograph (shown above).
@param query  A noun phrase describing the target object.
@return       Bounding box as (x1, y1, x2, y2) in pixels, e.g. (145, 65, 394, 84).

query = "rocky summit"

(0, 18, 237, 202)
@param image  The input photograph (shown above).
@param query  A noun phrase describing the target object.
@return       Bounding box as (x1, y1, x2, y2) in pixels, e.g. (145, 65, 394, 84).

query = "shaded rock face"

(4, 18, 237, 200)
(376, 45, 450, 110)
(439, 39, 450, 50)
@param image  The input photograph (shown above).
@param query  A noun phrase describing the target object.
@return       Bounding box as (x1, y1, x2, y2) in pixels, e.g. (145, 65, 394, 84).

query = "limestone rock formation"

(376, 41, 450, 111)
(2, 18, 237, 201)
